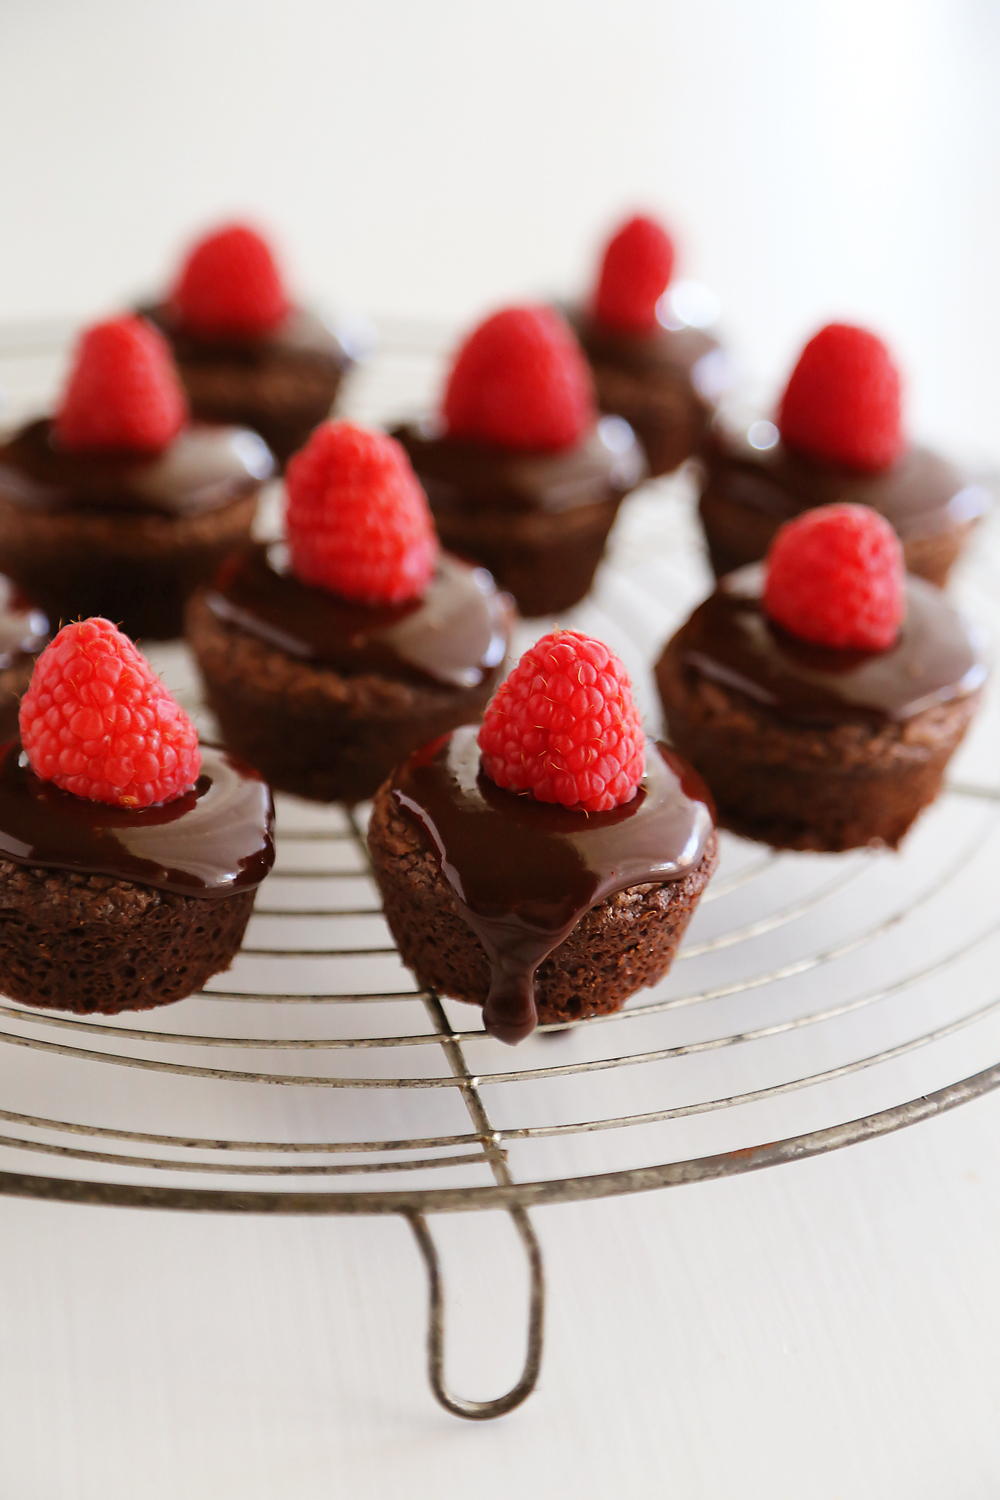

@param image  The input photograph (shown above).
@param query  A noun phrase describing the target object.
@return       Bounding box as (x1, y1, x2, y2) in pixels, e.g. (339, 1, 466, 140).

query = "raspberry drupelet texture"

(285, 421, 439, 605)
(170, 223, 290, 337)
(592, 214, 676, 333)
(443, 306, 595, 452)
(19, 618, 201, 807)
(55, 316, 188, 455)
(764, 503, 905, 652)
(478, 629, 645, 812)
(777, 323, 904, 472)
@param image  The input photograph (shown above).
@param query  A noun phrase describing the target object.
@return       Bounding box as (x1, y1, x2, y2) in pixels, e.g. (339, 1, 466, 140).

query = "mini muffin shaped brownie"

(144, 223, 355, 464)
(658, 505, 985, 852)
(0, 618, 274, 1014)
(369, 630, 717, 1043)
(0, 316, 274, 640)
(394, 305, 644, 617)
(565, 214, 727, 476)
(698, 323, 989, 586)
(188, 421, 513, 803)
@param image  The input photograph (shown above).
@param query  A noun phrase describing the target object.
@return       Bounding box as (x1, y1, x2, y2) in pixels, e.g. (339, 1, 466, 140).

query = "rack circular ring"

(1, 317, 999, 1417)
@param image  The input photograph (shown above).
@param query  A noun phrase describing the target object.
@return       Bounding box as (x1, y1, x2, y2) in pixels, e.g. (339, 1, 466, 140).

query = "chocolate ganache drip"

(392, 726, 714, 1042)
(0, 418, 274, 518)
(0, 743, 274, 895)
(205, 543, 509, 689)
(678, 565, 985, 723)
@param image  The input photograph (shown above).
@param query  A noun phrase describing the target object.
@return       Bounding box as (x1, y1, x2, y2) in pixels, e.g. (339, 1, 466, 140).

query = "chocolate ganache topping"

(704, 416, 990, 542)
(0, 418, 274, 518)
(566, 303, 722, 385)
(0, 743, 274, 896)
(205, 544, 510, 689)
(393, 414, 645, 515)
(677, 565, 986, 723)
(393, 726, 714, 1042)
(0, 576, 47, 669)
(144, 303, 355, 373)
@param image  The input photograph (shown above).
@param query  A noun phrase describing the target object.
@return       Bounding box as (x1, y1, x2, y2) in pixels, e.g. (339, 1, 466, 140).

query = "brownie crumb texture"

(187, 590, 505, 803)
(0, 493, 258, 640)
(0, 860, 256, 1014)
(431, 496, 623, 618)
(656, 637, 979, 851)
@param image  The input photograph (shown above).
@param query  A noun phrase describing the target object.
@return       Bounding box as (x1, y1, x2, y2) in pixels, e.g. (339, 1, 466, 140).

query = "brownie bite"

(369, 632, 717, 1043)
(698, 324, 989, 586)
(564, 214, 728, 476)
(145, 224, 356, 465)
(188, 422, 514, 804)
(657, 510, 986, 852)
(699, 418, 987, 587)
(567, 311, 724, 479)
(394, 415, 644, 618)
(0, 317, 274, 640)
(2, 620, 274, 1014)
(0, 577, 48, 741)
(394, 305, 645, 618)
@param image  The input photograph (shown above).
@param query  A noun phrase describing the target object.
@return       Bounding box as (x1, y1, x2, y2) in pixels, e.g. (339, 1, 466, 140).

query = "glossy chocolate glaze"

(0, 742, 274, 896)
(567, 304, 720, 381)
(677, 564, 986, 724)
(703, 418, 990, 542)
(393, 416, 645, 516)
(144, 303, 353, 372)
(0, 418, 274, 519)
(205, 544, 510, 690)
(0, 576, 47, 670)
(393, 726, 714, 1042)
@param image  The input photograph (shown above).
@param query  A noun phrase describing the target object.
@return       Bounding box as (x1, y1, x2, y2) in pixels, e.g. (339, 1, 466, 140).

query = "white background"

(1, 2, 1000, 1496)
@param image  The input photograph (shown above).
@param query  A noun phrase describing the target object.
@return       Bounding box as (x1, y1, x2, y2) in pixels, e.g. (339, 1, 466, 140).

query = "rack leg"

(405, 1207, 545, 1419)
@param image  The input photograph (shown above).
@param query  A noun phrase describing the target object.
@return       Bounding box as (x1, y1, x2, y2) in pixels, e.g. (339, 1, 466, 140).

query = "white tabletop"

(2, 2, 1000, 1495)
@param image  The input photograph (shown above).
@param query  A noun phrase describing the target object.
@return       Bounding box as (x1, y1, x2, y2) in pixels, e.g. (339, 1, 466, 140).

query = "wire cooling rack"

(1, 318, 999, 1419)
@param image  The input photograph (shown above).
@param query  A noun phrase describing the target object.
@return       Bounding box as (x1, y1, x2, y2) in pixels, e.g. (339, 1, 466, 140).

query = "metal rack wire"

(1, 319, 999, 1419)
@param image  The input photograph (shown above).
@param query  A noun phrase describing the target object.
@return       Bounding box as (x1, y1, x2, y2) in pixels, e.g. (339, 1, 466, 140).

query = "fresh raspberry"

(478, 629, 645, 812)
(19, 618, 201, 807)
(442, 306, 595, 452)
(170, 223, 290, 337)
(592, 214, 676, 332)
(764, 503, 905, 651)
(777, 323, 904, 471)
(55, 316, 188, 454)
(285, 421, 438, 604)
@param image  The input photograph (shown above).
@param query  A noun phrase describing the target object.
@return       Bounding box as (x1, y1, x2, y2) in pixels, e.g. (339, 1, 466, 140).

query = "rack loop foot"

(406, 1206, 544, 1419)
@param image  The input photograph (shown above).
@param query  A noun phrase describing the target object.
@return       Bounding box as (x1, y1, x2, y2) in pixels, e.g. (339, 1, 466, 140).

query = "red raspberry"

(55, 316, 188, 454)
(592, 214, 676, 332)
(170, 223, 290, 337)
(443, 306, 595, 452)
(478, 629, 645, 812)
(19, 618, 201, 807)
(764, 503, 905, 651)
(777, 323, 904, 471)
(285, 421, 438, 604)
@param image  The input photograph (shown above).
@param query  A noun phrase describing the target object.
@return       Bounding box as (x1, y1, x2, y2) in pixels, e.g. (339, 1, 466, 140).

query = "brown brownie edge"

(656, 630, 979, 851)
(0, 492, 258, 640)
(367, 779, 719, 1026)
(186, 590, 510, 803)
(698, 480, 972, 589)
(0, 860, 256, 1014)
